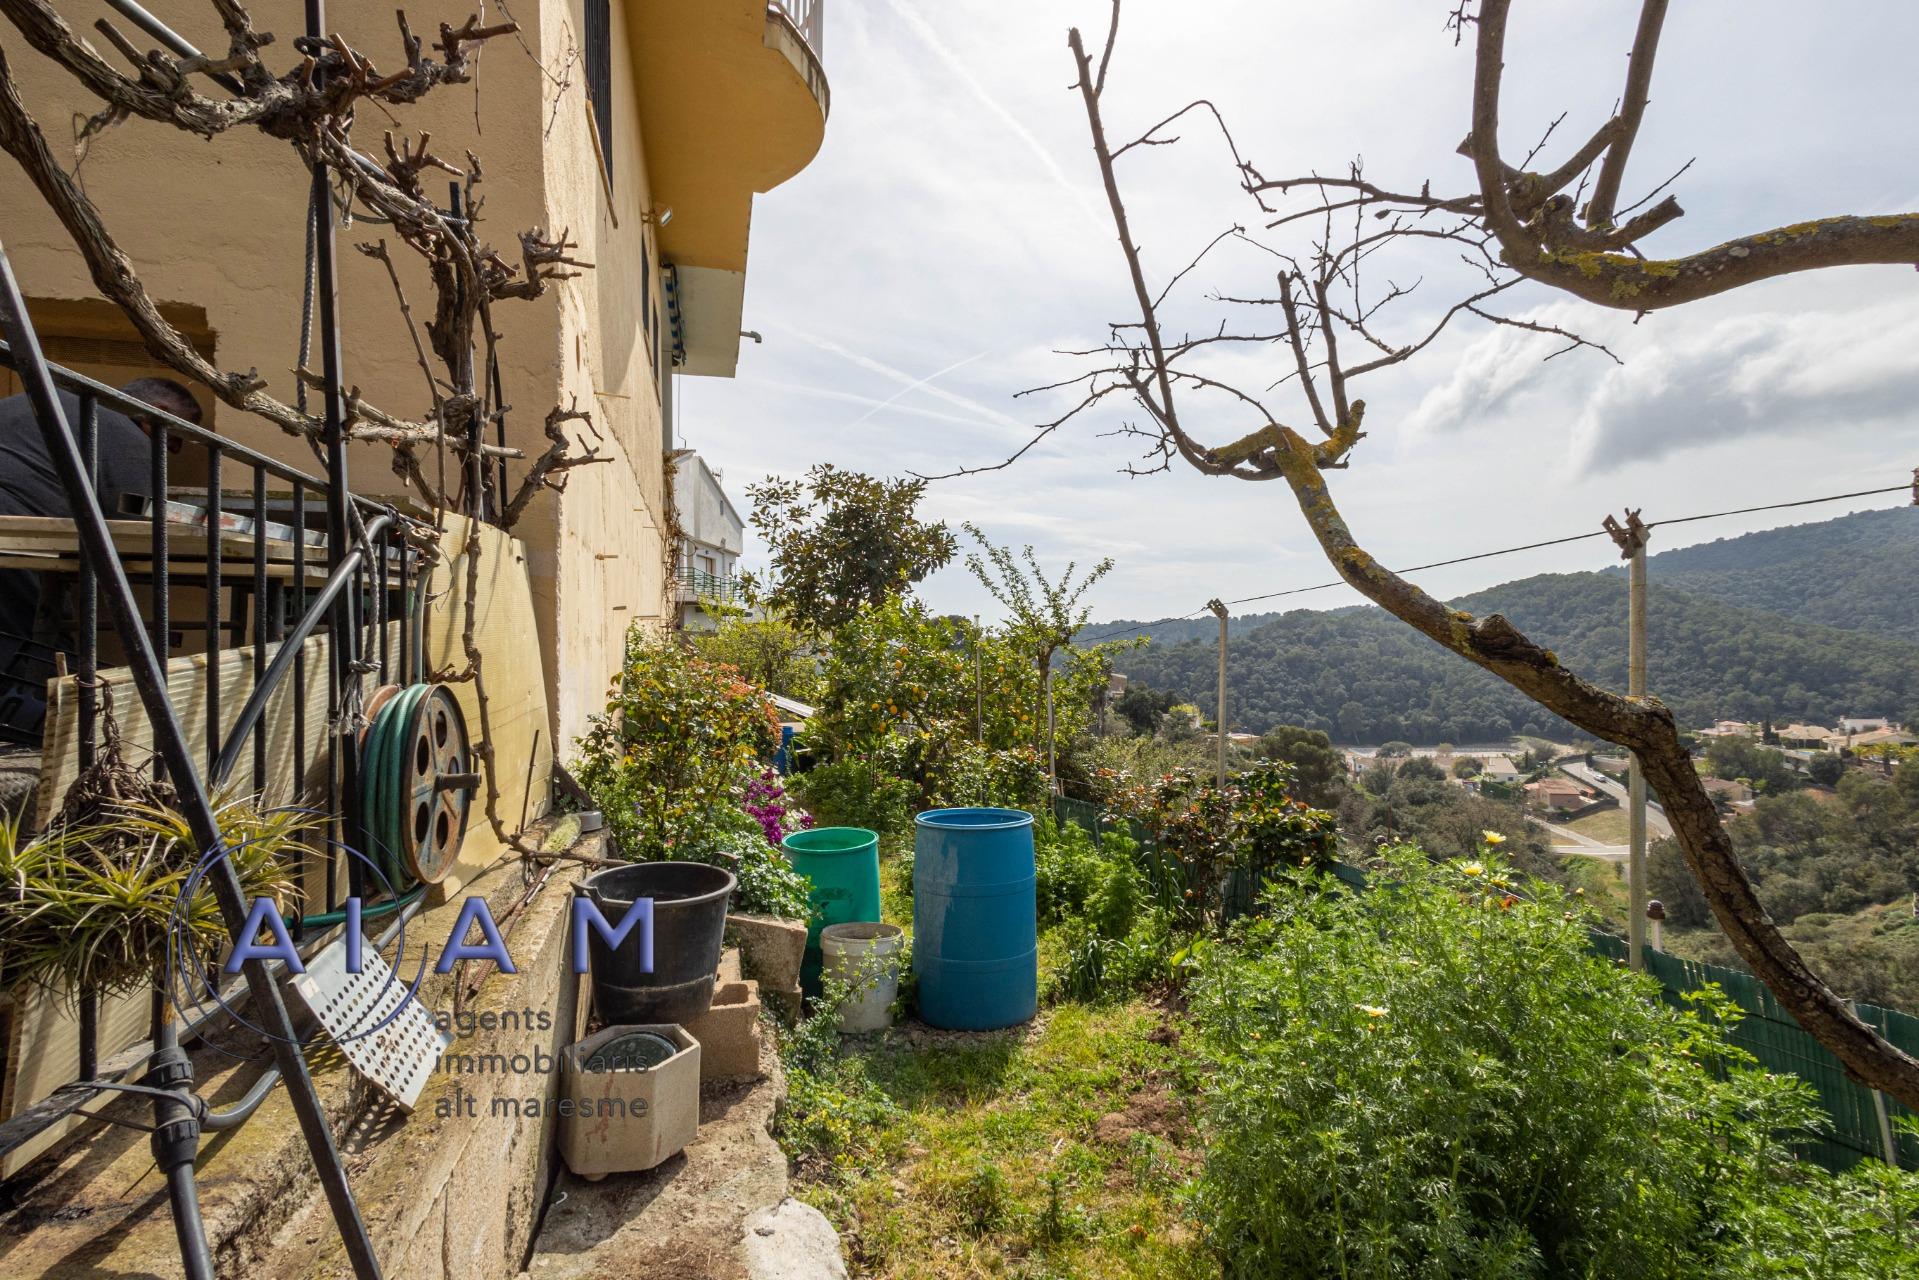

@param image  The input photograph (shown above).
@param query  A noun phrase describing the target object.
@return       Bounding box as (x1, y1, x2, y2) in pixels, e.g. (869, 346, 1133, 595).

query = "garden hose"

(359, 682, 475, 892)
(362, 683, 431, 890)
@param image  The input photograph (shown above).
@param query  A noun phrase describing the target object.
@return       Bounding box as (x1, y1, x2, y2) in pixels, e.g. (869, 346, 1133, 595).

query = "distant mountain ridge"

(1092, 509, 1919, 744)
(1627, 506, 1919, 639)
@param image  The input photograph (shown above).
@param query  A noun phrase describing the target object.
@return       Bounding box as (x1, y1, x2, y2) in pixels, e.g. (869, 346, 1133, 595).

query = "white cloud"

(681, 0, 1919, 623)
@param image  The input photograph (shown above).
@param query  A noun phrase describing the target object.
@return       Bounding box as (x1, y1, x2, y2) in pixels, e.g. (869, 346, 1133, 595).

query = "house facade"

(670, 449, 747, 631)
(0, 0, 827, 748)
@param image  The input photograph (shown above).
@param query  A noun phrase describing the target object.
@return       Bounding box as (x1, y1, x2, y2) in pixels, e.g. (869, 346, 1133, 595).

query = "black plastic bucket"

(579, 861, 736, 1026)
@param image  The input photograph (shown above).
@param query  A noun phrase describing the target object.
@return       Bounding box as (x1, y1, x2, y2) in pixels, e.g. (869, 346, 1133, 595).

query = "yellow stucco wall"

(0, 0, 671, 754)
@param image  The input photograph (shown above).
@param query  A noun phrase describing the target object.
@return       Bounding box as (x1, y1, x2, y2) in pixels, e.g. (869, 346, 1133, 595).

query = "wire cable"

(1079, 476, 1914, 640)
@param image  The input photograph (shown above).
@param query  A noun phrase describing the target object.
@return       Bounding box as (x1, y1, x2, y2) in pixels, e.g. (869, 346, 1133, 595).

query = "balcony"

(675, 570, 748, 606)
(625, 0, 830, 377)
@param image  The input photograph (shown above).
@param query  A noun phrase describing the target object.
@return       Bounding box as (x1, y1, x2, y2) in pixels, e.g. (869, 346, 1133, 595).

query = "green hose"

(286, 884, 425, 931)
(361, 684, 430, 892)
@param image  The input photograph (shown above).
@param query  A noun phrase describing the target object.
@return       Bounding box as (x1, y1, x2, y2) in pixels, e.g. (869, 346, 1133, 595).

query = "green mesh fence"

(1052, 794, 1916, 1174)
(1588, 929, 1919, 1172)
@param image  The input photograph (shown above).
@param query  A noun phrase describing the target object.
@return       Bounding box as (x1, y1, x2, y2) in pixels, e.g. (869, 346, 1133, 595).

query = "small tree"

(746, 465, 957, 633)
(957, 1, 1919, 1099)
(691, 612, 819, 703)
(1453, 756, 1484, 780)
(1113, 684, 1179, 736)
(1807, 753, 1846, 787)
(1256, 725, 1345, 807)
(963, 524, 1116, 754)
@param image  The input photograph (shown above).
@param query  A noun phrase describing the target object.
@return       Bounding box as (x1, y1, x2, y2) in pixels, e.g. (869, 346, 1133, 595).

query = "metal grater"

(291, 937, 449, 1112)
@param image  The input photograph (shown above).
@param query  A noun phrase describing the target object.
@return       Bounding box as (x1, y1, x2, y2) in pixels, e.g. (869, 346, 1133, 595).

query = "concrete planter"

(726, 912, 807, 1016)
(684, 979, 764, 1082)
(559, 1024, 701, 1180)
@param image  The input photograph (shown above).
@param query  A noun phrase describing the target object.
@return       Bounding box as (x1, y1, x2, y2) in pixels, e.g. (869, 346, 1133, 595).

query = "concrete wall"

(538, 0, 672, 753)
(0, 0, 670, 755)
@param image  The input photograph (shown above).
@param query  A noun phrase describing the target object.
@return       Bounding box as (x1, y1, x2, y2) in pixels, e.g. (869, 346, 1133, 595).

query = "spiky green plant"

(0, 798, 306, 1004)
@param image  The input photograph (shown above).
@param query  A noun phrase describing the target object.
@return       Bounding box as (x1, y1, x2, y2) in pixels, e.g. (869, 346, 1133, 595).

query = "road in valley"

(1559, 760, 1673, 838)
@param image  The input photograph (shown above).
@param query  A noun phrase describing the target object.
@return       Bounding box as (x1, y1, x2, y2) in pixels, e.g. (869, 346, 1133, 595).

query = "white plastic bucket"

(820, 922, 905, 1033)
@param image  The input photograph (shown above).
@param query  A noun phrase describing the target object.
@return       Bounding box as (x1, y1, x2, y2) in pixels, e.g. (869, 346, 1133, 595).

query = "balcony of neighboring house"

(675, 567, 748, 608)
(624, 0, 830, 377)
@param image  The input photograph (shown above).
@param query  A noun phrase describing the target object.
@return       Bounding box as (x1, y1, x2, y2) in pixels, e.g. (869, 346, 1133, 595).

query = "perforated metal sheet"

(291, 937, 448, 1112)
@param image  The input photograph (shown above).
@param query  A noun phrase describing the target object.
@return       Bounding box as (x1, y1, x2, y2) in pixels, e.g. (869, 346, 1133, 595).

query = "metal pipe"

(308, 0, 366, 902)
(100, 0, 245, 95)
(0, 240, 383, 1280)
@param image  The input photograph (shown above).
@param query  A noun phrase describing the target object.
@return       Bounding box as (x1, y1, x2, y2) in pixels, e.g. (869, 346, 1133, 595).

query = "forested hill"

(1102, 562, 1919, 746)
(1086, 508, 1918, 650)
(1629, 506, 1919, 639)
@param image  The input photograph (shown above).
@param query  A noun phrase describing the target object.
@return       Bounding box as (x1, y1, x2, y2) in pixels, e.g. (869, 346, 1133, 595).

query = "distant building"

(1702, 777, 1755, 806)
(1524, 777, 1591, 812)
(1849, 726, 1918, 750)
(1776, 723, 1838, 750)
(1480, 756, 1521, 781)
(1841, 716, 1893, 735)
(671, 450, 747, 633)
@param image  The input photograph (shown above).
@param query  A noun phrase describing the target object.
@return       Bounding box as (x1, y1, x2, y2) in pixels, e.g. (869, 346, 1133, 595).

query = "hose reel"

(359, 683, 475, 888)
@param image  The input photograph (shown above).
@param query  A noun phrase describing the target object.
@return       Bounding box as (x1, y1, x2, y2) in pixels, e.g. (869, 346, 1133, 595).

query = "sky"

(676, 1, 1919, 626)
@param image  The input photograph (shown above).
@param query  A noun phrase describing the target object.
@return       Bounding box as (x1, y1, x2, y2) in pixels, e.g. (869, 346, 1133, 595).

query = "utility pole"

(1604, 510, 1652, 970)
(1207, 598, 1229, 786)
(974, 614, 983, 744)
(1045, 667, 1058, 793)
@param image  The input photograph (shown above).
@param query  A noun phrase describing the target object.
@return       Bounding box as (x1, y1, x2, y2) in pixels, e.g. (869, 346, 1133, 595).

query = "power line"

(1081, 476, 1913, 642)
(1646, 483, 1912, 530)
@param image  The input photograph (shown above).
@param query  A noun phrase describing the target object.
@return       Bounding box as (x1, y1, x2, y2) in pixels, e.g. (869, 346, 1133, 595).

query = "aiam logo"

(168, 835, 652, 1048)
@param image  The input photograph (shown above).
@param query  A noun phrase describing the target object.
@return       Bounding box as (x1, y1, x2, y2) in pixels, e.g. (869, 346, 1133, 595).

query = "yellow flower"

(1357, 1004, 1389, 1018)
(1459, 861, 1485, 877)
(1481, 830, 1506, 846)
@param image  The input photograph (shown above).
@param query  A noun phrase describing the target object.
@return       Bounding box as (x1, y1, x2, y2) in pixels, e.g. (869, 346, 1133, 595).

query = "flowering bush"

(573, 630, 781, 859)
(743, 769, 812, 846)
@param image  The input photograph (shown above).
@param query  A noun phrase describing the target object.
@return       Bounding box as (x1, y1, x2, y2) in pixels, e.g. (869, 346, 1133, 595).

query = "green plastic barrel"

(781, 826, 882, 993)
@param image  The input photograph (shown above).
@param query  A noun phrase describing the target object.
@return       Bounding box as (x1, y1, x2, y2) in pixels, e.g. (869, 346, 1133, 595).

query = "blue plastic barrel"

(913, 807, 1037, 1030)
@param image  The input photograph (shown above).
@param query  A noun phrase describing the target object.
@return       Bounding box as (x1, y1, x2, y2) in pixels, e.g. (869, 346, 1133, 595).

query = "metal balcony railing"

(676, 569, 746, 605)
(770, 0, 824, 59)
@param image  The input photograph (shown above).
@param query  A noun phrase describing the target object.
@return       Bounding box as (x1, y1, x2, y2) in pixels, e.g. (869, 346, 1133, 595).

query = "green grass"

(1563, 807, 1632, 843)
(1562, 855, 1628, 927)
(789, 999, 1210, 1279)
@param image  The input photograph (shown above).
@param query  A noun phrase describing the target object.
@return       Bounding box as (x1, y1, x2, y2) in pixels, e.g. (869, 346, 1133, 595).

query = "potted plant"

(0, 797, 305, 1009)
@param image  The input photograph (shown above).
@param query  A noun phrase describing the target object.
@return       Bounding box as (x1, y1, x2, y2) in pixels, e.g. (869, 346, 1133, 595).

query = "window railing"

(770, 0, 824, 59)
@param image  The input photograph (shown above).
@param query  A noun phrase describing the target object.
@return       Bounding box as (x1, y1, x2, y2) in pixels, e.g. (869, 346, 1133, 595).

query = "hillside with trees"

(1629, 507, 1919, 640)
(1104, 531, 1919, 744)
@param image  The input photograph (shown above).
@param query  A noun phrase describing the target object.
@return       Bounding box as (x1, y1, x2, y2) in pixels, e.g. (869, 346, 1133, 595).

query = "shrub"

(572, 631, 780, 859)
(1094, 761, 1336, 930)
(789, 755, 914, 841)
(1189, 846, 1919, 1278)
(706, 825, 813, 920)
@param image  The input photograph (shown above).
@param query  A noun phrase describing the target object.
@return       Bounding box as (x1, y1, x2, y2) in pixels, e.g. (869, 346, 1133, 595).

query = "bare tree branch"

(994, 9, 1919, 1109)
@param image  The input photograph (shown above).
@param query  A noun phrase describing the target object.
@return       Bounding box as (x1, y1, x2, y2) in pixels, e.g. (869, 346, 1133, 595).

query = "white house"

(671, 449, 747, 632)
